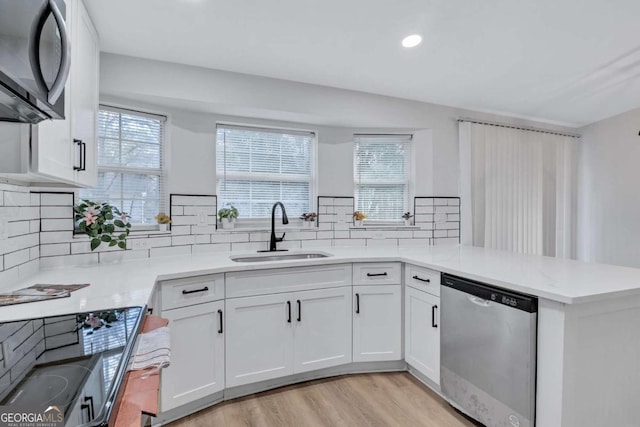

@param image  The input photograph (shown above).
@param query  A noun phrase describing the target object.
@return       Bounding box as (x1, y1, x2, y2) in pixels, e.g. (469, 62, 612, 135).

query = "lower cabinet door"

(225, 293, 294, 387)
(161, 300, 225, 411)
(293, 287, 352, 374)
(353, 285, 402, 362)
(405, 286, 440, 384)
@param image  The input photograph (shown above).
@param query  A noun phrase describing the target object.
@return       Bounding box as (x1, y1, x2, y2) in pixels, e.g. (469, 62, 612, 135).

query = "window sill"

(216, 224, 318, 233)
(349, 225, 421, 230)
(73, 228, 170, 239)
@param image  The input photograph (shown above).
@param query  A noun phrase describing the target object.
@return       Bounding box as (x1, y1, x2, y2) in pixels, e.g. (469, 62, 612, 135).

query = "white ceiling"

(85, 0, 640, 127)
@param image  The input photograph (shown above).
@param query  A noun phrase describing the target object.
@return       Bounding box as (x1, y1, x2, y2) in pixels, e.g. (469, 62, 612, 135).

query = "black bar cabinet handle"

(81, 141, 87, 171)
(297, 300, 301, 322)
(367, 272, 388, 277)
(287, 301, 291, 323)
(218, 309, 223, 333)
(84, 396, 94, 420)
(73, 139, 82, 171)
(81, 404, 91, 421)
(413, 275, 431, 283)
(182, 286, 209, 295)
(432, 305, 438, 328)
(355, 293, 360, 313)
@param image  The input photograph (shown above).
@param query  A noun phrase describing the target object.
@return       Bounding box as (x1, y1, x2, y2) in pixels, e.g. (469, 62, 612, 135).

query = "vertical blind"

(459, 122, 576, 257)
(80, 106, 166, 225)
(216, 124, 315, 218)
(353, 134, 412, 221)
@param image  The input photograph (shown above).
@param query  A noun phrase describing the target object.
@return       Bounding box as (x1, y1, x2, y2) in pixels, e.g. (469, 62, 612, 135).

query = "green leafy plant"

(75, 200, 132, 251)
(218, 204, 239, 220)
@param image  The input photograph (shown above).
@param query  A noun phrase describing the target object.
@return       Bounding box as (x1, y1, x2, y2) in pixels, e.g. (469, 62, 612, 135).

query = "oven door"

(0, 0, 71, 123)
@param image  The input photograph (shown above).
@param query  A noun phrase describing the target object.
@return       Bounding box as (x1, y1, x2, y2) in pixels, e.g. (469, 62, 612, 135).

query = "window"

(80, 106, 166, 226)
(216, 124, 315, 219)
(353, 134, 412, 222)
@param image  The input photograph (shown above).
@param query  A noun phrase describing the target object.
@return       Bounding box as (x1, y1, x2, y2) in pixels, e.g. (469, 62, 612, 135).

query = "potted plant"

(155, 212, 171, 231)
(353, 211, 367, 227)
(218, 204, 239, 229)
(300, 212, 318, 228)
(74, 200, 132, 251)
(402, 212, 414, 226)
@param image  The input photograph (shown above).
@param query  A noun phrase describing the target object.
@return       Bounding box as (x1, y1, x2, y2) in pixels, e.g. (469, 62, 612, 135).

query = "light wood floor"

(166, 372, 478, 427)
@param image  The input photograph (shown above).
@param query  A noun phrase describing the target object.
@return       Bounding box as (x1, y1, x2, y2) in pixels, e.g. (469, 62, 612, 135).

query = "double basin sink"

(230, 251, 330, 263)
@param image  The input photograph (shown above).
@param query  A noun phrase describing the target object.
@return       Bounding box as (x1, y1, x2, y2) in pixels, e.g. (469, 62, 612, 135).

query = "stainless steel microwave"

(0, 0, 71, 123)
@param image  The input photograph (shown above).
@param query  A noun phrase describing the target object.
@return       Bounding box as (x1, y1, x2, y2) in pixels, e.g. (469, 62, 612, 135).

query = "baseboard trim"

(153, 360, 407, 425)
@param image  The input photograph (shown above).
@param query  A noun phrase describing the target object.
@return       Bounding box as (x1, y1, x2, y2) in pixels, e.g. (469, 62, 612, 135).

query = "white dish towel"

(129, 326, 171, 371)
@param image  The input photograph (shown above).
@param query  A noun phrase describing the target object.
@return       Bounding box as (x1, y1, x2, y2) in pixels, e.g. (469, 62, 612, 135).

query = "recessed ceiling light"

(402, 34, 422, 48)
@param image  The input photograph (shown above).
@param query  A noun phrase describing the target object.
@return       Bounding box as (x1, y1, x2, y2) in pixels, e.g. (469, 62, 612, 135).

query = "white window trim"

(353, 134, 413, 224)
(78, 104, 169, 229)
(216, 122, 318, 226)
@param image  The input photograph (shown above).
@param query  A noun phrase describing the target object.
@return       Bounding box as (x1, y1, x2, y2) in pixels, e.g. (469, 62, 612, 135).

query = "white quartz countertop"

(2, 245, 640, 322)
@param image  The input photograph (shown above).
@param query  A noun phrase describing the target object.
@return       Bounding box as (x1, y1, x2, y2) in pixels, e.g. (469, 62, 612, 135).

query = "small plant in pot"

(299, 212, 318, 228)
(155, 212, 171, 231)
(402, 212, 414, 226)
(75, 200, 132, 251)
(353, 211, 367, 227)
(218, 204, 239, 229)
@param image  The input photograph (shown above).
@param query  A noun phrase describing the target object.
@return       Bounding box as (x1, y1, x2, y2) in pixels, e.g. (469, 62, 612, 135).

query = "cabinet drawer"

(353, 263, 402, 286)
(160, 274, 224, 310)
(226, 264, 352, 298)
(405, 264, 441, 296)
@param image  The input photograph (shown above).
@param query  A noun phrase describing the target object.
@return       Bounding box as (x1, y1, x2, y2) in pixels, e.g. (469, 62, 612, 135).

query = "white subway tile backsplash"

(8, 221, 30, 237)
(40, 231, 72, 244)
(212, 233, 250, 243)
(191, 225, 217, 234)
(170, 225, 190, 236)
(40, 206, 73, 219)
(171, 215, 198, 226)
(4, 249, 30, 269)
(40, 243, 70, 257)
(399, 238, 430, 247)
(40, 218, 72, 232)
(172, 235, 196, 246)
(3, 191, 31, 207)
(194, 234, 211, 245)
(40, 193, 73, 206)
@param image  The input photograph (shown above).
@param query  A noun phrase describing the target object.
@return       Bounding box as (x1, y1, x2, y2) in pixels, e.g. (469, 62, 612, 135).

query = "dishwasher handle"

(468, 295, 491, 307)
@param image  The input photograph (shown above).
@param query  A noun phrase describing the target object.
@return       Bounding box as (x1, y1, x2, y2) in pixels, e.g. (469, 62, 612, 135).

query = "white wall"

(101, 53, 575, 200)
(577, 107, 640, 268)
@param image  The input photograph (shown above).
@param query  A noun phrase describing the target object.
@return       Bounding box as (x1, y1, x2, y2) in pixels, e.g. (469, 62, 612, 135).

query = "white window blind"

(354, 134, 412, 221)
(80, 106, 166, 226)
(216, 124, 315, 219)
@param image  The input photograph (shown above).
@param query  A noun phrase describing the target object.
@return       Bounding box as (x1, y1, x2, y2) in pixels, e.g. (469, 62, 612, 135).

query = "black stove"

(0, 306, 144, 426)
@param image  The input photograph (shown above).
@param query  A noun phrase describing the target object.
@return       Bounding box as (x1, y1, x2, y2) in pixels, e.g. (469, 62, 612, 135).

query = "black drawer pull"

(73, 138, 83, 171)
(182, 286, 209, 295)
(355, 293, 360, 313)
(297, 299, 301, 322)
(81, 404, 91, 421)
(366, 272, 388, 277)
(413, 275, 431, 283)
(84, 396, 94, 420)
(287, 301, 291, 323)
(432, 305, 438, 328)
(218, 309, 223, 334)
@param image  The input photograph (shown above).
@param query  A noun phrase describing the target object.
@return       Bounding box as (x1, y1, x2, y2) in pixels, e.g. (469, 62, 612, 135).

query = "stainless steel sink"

(230, 252, 331, 262)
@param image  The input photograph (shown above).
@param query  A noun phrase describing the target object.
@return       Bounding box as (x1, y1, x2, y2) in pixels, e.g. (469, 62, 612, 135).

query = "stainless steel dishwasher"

(441, 274, 537, 427)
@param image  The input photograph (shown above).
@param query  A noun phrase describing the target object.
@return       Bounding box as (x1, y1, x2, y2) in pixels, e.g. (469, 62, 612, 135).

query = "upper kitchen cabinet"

(0, 0, 99, 187)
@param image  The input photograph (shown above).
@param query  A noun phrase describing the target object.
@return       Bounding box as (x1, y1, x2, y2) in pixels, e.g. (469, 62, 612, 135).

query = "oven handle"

(46, 0, 71, 104)
(28, 0, 71, 105)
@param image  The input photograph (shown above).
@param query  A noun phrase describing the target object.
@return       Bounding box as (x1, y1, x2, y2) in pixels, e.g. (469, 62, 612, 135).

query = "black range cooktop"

(0, 306, 144, 426)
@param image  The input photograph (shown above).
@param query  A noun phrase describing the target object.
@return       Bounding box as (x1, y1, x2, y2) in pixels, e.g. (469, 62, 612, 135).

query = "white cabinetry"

(353, 285, 402, 362)
(1, 0, 98, 186)
(159, 274, 225, 412)
(161, 300, 225, 411)
(293, 287, 351, 373)
(225, 287, 352, 387)
(225, 293, 293, 387)
(405, 285, 440, 384)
